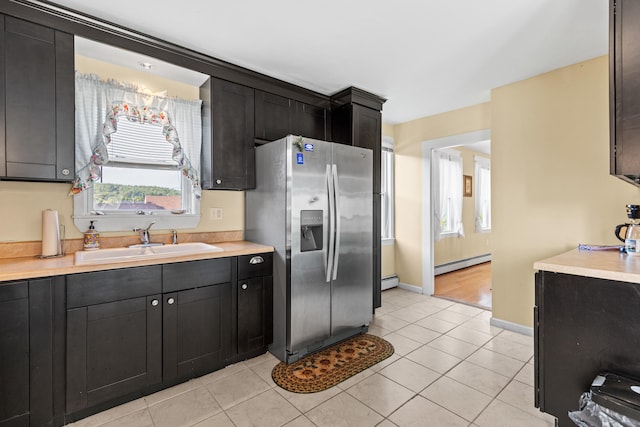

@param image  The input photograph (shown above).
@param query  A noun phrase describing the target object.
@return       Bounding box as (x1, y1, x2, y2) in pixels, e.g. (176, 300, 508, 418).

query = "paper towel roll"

(42, 209, 60, 257)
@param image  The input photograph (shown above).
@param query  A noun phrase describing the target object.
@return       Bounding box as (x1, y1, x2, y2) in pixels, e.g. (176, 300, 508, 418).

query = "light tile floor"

(66, 288, 556, 427)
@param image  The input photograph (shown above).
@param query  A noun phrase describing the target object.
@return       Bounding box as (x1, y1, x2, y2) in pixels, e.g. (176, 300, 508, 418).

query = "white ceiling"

(51, 0, 608, 125)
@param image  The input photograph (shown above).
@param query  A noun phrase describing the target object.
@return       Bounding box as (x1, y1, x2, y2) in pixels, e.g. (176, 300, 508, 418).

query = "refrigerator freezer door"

(288, 137, 333, 354)
(330, 144, 373, 335)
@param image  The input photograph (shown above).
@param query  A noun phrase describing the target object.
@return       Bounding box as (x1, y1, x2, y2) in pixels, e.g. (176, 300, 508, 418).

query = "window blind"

(107, 119, 177, 166)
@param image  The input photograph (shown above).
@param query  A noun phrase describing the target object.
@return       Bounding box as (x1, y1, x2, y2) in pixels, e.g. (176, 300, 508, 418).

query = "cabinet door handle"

(151, 299, 159, 306)
(167, 297, 175, 305)
(249, 256, 264, 265)
(241, 283, 248, 290)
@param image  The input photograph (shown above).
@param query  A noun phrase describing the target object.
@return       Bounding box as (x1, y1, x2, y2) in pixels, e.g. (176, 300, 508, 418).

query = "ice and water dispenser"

(300, 210, 323, 252)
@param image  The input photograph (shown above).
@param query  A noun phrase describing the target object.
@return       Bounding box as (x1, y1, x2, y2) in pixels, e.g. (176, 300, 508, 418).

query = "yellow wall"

(389, 55, 639, 328)
(491, 55, 639, 327)
(393, 103, 491, 288)
(0, 56, 244, 243)
(0, 181, 244, 242)
(381, 244, 395, 278)
(433, 147, 491, 266)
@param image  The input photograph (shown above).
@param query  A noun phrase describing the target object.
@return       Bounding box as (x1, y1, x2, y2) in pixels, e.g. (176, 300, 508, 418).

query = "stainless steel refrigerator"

(245, 135, 373, 363)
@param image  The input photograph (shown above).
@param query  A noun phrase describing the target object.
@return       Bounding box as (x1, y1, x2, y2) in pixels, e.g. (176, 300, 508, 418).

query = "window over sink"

(86, 115, 192, 214)
(71, 38, 208, 233)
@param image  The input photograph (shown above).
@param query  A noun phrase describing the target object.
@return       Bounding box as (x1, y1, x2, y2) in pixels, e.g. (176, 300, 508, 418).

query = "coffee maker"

(615, 204, 640, 255)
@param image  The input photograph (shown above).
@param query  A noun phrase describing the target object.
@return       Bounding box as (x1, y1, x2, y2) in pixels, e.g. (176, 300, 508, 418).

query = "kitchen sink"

(74, 242, 223, 265)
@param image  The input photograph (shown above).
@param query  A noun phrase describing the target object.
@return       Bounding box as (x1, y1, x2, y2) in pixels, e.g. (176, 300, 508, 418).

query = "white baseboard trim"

(381, 275, 399, 291)
(435, 254, 492, 276)
(398, 282, 423, 294)
(490, 317, 534, 336)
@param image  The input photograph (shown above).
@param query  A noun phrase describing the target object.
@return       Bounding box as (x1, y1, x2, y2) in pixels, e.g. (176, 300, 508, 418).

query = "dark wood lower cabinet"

(163, 283, 231, 382)
(2, 254, 271, 426)
(0, 281, 29, 426)
(65, 259, 235, 420)
(234, 253, 273, 362)
(0, 277, 63, 427)
(535, 271, 640, 426)
(66, 295, 162, 414)
(237, 276, 273, 356)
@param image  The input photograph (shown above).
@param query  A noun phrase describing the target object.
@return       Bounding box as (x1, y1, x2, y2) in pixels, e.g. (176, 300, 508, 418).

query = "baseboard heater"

(381, 275, 399, 290)
(434, 253, 491, 276)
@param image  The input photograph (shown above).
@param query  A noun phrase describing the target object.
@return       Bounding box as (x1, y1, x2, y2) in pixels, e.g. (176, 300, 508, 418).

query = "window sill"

(437, 231, 461, 240)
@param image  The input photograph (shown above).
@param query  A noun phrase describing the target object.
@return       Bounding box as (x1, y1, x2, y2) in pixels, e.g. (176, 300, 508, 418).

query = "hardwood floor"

(434, 262, 492, 309)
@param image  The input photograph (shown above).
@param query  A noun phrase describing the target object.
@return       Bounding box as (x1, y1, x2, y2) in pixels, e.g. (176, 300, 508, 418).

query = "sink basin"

(74, 242, 223, 265)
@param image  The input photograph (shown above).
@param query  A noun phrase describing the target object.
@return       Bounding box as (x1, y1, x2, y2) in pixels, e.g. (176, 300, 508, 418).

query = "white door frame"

(420, 129, 491, 295)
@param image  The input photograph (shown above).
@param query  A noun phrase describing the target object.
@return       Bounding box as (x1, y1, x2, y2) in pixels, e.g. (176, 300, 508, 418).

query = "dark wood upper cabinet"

(610, 0, 640, 185)
(0, 15, 74, 182)
(331, 89, 384, 193)
(255, 91, 292, 142)
(255, 90, 328, 143)
(294, 102, 328, 142)
(200, 77, 256, 190)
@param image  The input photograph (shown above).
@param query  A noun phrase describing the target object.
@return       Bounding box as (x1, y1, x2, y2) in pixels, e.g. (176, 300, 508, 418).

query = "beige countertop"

(0, 240, 273, 282)
(534, 248, 640, 284)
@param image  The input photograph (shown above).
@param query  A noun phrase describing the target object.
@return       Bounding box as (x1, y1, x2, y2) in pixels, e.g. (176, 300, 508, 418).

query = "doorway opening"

(420, 130, 492, 310)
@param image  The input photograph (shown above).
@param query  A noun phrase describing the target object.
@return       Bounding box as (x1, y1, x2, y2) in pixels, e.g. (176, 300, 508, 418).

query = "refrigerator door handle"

(326, 164, 335, 283)
(332, 164, 341, 280)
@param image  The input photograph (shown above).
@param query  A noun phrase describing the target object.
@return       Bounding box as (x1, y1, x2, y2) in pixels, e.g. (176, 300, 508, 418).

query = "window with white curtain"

(474, 156, 491, 232)
(381, 137, 394, 241)
(432, 148, 464, 240)
(72, 72, 203, 232)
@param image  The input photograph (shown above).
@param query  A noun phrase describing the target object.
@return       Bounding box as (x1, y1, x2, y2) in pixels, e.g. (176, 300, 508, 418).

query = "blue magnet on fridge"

(304, 143, 314, 152)
(296, 153, 304, 164)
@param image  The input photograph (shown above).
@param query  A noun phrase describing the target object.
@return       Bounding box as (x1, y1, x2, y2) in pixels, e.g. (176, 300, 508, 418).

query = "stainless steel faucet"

(133, 221, 155, 245)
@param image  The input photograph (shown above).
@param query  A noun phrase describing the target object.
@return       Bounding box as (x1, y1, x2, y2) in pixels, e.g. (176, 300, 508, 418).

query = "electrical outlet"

(209, 208, 223, 221)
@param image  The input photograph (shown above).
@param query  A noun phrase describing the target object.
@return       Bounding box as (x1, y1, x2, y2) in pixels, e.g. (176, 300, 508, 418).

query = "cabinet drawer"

(163, 257, 231, 292)
(67, 266, 161, 308)
(0, 280, 28, 301)
(238, 253, 273, 280)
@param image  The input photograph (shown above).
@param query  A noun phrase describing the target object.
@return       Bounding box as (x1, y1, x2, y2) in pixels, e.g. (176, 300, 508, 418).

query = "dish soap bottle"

(83, 220, 100, 250)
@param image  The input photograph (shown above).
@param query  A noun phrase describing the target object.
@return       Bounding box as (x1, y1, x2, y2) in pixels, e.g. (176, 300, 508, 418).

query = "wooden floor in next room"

(434, 262, 492, 310)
